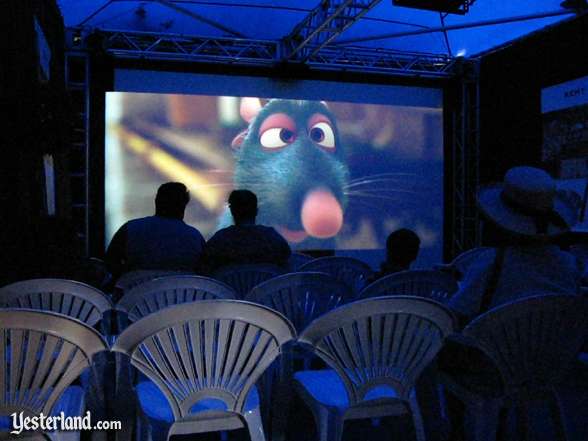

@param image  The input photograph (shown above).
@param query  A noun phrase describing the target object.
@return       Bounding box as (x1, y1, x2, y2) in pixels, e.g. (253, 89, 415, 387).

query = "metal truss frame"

(450, 58, 481, 258)
(72, 28, 457, 78)
(282, 0, 382, 62)
(68, 29, 481, 257)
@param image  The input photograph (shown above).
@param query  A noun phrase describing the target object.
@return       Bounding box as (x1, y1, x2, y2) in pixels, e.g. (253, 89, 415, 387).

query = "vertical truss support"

(451, 58, 481, 258)
(282, 0, 382, 62)
(65, 51, 91, 256)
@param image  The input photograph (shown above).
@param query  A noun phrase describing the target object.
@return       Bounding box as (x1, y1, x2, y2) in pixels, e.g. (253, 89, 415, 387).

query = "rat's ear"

(231, 129, 248, 149)
(240, 97, 263, 123)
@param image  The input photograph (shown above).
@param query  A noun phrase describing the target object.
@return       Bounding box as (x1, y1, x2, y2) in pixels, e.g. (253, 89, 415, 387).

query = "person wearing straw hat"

(448, 166, 583, 323)
(427, 167, 584, 441)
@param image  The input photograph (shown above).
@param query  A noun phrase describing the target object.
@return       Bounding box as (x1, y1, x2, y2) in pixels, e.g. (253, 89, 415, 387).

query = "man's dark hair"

(228, 189, 257, 224)
(155, 182, 190, 218)
(386, 228, 421, 266)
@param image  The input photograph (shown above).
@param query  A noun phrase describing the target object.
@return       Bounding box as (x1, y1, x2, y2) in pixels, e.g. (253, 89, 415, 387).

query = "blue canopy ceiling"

(58, 0, 577, 57)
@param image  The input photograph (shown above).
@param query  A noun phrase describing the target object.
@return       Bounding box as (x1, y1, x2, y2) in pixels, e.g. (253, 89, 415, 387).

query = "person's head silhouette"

(228, 190, 258, 225)
(155, 182, 190, 219)
(386, 228, 421, 270)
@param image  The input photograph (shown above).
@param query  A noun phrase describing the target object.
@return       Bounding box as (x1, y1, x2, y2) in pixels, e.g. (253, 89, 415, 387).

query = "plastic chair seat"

(137, 381, 260, 423)
(293, 369, 403, 412)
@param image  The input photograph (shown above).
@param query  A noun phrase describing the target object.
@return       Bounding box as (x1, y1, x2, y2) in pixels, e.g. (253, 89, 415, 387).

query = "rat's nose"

(301, 189, 344, 239)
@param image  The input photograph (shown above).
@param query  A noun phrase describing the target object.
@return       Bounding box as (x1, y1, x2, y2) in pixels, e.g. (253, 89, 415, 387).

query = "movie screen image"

(106, 92, 444, 266)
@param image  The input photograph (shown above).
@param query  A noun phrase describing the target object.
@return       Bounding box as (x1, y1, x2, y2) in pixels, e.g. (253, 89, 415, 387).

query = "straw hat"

(477, 166, 579, 237)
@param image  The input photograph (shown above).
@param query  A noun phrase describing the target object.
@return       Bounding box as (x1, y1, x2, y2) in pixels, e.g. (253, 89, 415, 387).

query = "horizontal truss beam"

(71, 28, 458, 78)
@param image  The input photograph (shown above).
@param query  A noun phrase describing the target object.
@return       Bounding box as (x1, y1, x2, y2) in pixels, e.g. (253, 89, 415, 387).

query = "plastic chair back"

(116, 275, 237, 322)
(299, 256, 373, 294)
(0, 278, 113, 327)
(463, 294, 588, 395)
(212, 264, 283, 298)
(451, 247, 492, 276)
(112, 300, 296, 419)
(298, 296, 455, 403)
(115, 270, 191, 293)
(247, 272, 353, 333)
(359, 270, 458, 303)
(0, 309, 108, 416)
(288, 253, 314, 271)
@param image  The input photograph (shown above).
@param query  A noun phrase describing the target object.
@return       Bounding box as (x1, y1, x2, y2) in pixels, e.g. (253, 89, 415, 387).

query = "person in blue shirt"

(105, 182, 205, 277)
(200, 189, 291, 274)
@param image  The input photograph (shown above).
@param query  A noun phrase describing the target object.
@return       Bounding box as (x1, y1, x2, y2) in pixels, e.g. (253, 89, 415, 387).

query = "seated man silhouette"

(200, 189, 291, 274)
(372, 228, 421, 280)
(105, 182, 205, 277)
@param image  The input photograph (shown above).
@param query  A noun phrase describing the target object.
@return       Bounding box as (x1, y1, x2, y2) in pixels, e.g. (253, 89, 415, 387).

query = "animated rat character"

(226, 98, 349, 247)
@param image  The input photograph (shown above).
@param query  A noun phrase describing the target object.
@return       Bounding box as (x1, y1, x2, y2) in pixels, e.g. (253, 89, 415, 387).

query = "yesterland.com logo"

(10, 411, 122, 434)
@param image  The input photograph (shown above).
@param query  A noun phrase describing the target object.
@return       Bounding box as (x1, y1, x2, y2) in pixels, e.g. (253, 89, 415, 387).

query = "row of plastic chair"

(0, 268, 459, 335)
(0, 295, 457, 441)
(3, 293, 586, 441)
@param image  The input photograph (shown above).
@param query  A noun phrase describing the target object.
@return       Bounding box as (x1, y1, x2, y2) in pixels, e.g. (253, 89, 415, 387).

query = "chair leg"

(548, 391, 569, 441)
(463, 399, 501, 441)
(243, 406, 267, 441)
(271, 358, 294, 441)
(516, 403, 529, 441)
(313, 406, 344, 441)
(409, 390, 426, 441)
(495, 406, 509, 441)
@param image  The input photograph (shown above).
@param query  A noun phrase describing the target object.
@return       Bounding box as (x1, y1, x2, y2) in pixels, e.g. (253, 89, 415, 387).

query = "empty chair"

(0, 278, 113, 328)
(212, 264, 283, 298)
(359, 270, 459, 303)
(451, 247, 492, 278)
(298, 256, 373, 295)
(116, 275, 237, 323)
(246, 272, 353, 440)
(293, 296, 455, 441)
(113, 300, 296, 441)
(288, 253, 315, 272)
(246, 272, 353, 333)
(0, 309, 108, 439)
(440, 294, 588, 441)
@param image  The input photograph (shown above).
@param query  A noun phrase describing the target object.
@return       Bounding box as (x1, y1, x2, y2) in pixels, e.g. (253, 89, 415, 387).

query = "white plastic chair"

(288, 252, 315, 272)
(293, 296, 456, 441)
(113, 275, 239, 431)
(116, 275, 237, 323)
(440, 294, 588, 441)
(246, 272, 354, 333)
(298, 256, 373, 295)
(212, 264, 283, 298)
(246, 272, 354, 440)
(0, 309, 108, 440)
(359, 270, 459, 303)
(112, 299, 296, 441)
(0, 278, 113, 328)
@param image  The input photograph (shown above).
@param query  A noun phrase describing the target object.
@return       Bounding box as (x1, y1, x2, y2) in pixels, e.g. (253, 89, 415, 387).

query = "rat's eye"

(309, 122, 335, 149)
(258, 113, 296, 150)
(260, 127, 296, 149)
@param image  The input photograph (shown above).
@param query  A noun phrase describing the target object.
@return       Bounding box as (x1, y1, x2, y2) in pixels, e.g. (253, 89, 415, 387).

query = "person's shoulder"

(206, 226, 234, 243)
(258, 225, 287, 239)
(124, 216, 153, 227)
(177, 221, 205, 240)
